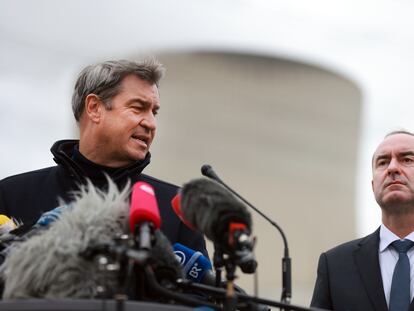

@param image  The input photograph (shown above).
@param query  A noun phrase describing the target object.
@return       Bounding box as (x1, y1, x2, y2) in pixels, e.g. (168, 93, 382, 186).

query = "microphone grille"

(201, 164, 213, 177)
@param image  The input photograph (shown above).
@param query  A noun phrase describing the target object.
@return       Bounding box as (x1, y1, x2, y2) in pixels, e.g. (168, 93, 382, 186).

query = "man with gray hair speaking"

(311, 130, 414, 311)
(0, 59, 207, 256)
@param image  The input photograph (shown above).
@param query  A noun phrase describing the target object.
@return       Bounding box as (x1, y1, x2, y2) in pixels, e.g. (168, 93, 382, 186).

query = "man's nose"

(140, 111, 157, 131)
(387, 158, 401, 175)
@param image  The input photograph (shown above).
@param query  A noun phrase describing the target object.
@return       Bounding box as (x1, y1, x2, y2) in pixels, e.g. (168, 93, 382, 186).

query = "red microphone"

(171, 194, 195, 230)
(130, 182, 161, 249)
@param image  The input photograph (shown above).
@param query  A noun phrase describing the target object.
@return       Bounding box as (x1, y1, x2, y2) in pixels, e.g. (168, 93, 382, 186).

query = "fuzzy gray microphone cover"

(0, 179, 181, 299)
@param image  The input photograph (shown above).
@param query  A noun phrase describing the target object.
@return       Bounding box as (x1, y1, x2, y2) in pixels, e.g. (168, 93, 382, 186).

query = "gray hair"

(71, 58, 165, 121)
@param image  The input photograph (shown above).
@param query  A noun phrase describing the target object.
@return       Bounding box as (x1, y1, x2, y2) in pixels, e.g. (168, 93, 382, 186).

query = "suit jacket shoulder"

(311, 229, 386, 311)
(0, 166, 74, 222)
(324, 235, 366, 257)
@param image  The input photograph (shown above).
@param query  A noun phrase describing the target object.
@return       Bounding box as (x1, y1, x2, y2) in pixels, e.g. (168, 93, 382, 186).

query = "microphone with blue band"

(35, 204, 72, 227)
(173, 243, 215, 286)
(173, 244, 272, 311)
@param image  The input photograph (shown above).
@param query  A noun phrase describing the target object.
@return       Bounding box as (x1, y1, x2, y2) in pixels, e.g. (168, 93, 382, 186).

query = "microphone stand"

(212, 222, 257, 311)
(132, 222, 155, 300)
(201, 164, 292, 305)
(145, 266, 223, 310)
(81, 227, 156, 306)
(212, 243, 238, 311)
(136, 222, 153, 250)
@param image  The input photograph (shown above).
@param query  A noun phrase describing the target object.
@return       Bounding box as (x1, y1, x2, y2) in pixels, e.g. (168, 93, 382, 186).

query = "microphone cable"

(144, 267, 223, 310)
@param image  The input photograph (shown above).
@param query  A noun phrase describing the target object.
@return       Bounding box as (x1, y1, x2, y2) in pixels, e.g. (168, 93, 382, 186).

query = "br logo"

(189, 263, 202, 278)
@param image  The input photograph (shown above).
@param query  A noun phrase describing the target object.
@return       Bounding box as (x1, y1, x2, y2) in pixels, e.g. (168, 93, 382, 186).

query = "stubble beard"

(379, 195, 414, 216)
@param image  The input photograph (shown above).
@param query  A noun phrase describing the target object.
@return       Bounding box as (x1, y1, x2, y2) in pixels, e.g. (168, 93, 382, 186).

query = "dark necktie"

(389, 240, 414, 311)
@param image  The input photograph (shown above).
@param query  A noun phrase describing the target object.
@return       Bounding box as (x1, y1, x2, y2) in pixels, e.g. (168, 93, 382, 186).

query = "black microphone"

(178, 178, 257, 274)
(148, 230, 183, 286)
(201, 164, 292, 303)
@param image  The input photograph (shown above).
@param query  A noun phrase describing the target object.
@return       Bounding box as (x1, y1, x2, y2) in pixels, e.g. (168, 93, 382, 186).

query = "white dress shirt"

(379, 224, 414, 307)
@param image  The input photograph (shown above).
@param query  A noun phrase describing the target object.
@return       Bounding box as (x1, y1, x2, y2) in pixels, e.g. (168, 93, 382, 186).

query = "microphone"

(2, 204, 74, 243)
(171, 194, 195, 230)
(173, 243, 215, 286)
(179, 179, 251, 245)
(0, 215, 17, 235)
(172, 245, 273, 311)
(201, 164, 292, 303)
(149, 232, 184, 284)
(129, 181, 161, 250)
(35, 205, 72, 228)
(174, 178, 257, 274)
(1, 180, 131, 299)
(0, 215, 19, 263)
(0, 180, 185, 303)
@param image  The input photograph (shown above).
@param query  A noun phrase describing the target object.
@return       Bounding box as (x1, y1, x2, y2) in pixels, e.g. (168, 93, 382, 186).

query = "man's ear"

(371, 179, 374, 192)
(84, 94, 103, 123)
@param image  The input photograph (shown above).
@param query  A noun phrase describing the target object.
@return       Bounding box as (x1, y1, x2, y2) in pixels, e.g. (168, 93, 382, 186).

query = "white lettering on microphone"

(189, 263, 203, 278)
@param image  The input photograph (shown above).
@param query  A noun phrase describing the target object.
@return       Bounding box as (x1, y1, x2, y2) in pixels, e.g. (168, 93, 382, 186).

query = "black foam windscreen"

(180, 178, 251, 246)
(149, 230, 183, 284)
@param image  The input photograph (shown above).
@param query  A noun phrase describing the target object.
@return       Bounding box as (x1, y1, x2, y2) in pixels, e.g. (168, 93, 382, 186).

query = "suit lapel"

(354, 228, 388, 311)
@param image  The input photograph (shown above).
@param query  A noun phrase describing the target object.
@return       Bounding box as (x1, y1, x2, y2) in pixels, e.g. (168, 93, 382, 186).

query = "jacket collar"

(51, 139, 151, 186)
(354, 228, 388, 311)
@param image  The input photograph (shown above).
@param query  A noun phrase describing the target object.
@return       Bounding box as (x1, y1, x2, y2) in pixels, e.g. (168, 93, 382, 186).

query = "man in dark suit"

(311, 130, 414, 311)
